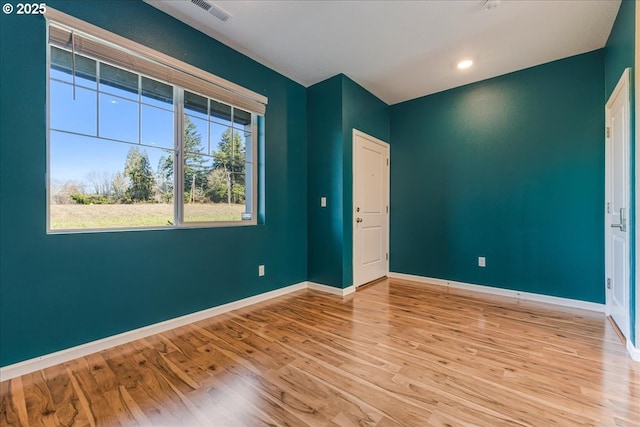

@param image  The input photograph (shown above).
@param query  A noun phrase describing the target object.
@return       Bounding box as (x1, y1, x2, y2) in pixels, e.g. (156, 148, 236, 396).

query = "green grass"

(50, 203, 246, 229)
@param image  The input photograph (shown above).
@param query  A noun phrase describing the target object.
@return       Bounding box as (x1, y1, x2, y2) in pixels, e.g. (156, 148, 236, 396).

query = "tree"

(111, 172, 128, 203)
(157, 153, 173, 202)
(158, 115, 208, 203)
(87, 171, 113, 198)
(206, 168, 228, 203)
(124, 147, 155, 202)
(51, 179, 86, 205)
(212, 128, 245, 205)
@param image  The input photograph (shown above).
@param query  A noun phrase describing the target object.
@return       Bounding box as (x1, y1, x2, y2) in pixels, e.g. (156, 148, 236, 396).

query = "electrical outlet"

(478, 257, 486, 267)
(258, 265, 265, 276)
(321, 197, 327, 207)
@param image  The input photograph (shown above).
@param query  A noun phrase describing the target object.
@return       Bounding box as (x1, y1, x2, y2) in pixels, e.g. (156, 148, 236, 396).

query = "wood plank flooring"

(1, 278, 639, 426)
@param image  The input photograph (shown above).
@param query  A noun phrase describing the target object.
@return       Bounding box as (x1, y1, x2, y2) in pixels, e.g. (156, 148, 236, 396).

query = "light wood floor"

(1, 278, 639, 426)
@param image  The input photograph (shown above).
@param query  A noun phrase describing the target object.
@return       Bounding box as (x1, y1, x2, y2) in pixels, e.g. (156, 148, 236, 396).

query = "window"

(46, 10, 266, 232)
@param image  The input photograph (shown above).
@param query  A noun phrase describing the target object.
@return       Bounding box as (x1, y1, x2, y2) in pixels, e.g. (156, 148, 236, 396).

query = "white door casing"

(635, 3, 640, 356)
(353, 129, 390, 287)
(605, 68, 631, 341)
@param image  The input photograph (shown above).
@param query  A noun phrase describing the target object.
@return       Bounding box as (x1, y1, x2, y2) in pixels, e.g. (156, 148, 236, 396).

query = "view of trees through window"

(48, 46, 255, 230)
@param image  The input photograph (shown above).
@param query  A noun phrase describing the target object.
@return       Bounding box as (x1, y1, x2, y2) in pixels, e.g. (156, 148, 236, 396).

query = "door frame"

(635, 4, 640, 358)
(352, 129, 390, 288)
(605, 67, 631, 340)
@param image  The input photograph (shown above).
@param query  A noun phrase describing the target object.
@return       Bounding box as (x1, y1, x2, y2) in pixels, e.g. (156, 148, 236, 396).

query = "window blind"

(46, 8, 267, 115)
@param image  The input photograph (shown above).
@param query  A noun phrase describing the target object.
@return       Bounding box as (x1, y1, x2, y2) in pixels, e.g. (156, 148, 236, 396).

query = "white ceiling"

(145, 0, 621, 105)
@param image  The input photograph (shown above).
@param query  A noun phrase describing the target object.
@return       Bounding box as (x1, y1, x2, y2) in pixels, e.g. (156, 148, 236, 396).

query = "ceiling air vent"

(481, 0, 499, 10)
(190, 0, 232, 22)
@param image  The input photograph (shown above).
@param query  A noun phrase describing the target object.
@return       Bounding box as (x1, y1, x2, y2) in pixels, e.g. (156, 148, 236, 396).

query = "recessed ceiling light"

(457, 60, 473, 70)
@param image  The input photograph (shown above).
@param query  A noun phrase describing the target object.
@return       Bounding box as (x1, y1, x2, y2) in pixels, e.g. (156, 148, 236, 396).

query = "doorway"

(605, 68, 631, 341)
(353, 129, 390, 287)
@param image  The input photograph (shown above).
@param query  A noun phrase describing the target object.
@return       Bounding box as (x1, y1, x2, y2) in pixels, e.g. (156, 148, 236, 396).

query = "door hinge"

(386, 252, 389, 261)
(386, 158, 389, 166)
(607, 278, 611, 289)
(386, 205, 389, 213)
(607, 202, 611, 214)
(606, 127, 611, 138)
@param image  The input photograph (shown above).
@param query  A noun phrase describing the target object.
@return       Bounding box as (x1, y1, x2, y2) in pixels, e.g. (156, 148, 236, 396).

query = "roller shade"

(47, 9, 267, 115)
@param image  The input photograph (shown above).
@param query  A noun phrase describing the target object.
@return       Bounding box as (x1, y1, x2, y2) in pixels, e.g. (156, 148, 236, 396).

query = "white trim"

(628, 340, 640, 362)
(388, 272, 605, 313)
(0, 280, 362, 380)
(3, 274, 626, 380)
(352, 129, 390, 287)
(634, 0, 640, 362)
(307, 281, 356, 296)
(44, 7, 267, 108)
(0, 282, 306, 381)
(605, 67, 632, 340)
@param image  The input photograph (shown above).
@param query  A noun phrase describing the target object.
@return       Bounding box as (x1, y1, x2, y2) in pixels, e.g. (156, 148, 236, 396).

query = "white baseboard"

(628, 340, 640, 362)
(389, 273, 640, 361)
(307, 281, 356, 296)
(388, 272, 605, 313)
(0, 281, 307, 381)
(0, 279, 360, 381)
(0, 275, 622, 380)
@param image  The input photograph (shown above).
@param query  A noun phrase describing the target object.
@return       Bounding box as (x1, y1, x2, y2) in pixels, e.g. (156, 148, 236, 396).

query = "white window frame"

(45, 8, 266, 233)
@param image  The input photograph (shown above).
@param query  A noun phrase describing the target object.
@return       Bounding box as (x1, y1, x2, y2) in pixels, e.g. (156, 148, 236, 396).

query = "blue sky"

(49, 56, 248, 191)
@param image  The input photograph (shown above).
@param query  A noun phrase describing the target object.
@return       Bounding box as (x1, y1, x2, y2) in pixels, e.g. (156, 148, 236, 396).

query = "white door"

(605, 68, 631, 340)
(353, 129, 389, 287)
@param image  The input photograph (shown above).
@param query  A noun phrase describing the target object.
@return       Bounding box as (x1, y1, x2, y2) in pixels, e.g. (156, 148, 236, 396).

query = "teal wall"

(307, 76, 344, 286)
(0, 0, 630, 368)
(605, 0, 634, 99)
(605, 0, 636, 345)
(390, 50, 606, 303)
(0, 1, 308, 366)
(341, 76, 390, 286)
(307, 75, 389, 288)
